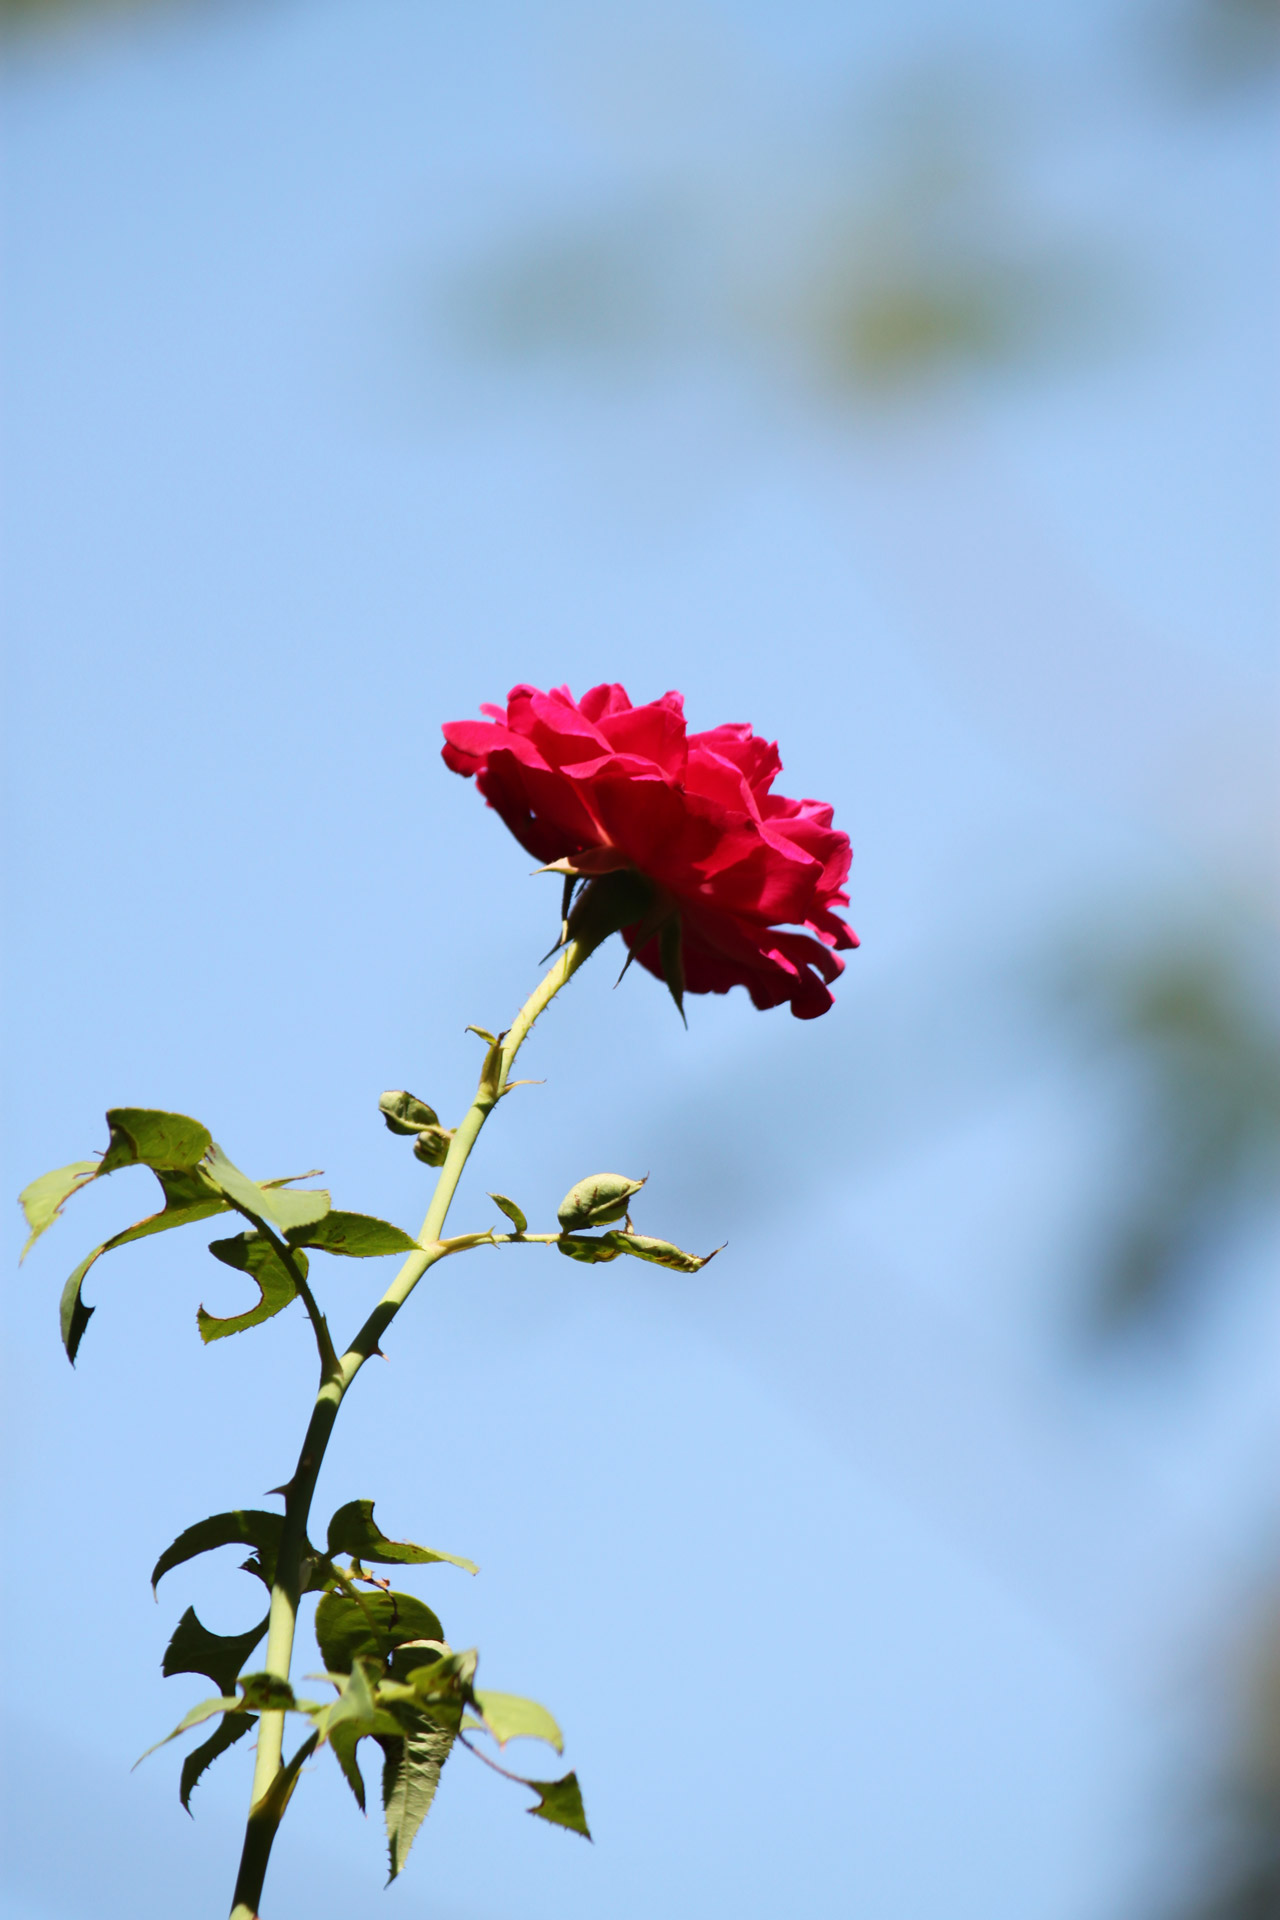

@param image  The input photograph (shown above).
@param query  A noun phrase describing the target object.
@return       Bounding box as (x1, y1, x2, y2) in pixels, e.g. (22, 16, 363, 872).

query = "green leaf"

(100, 1109, 213, 1176)
(237, 1672, 306, 1713)
(471, 1690, 563, 1754)
(488, 1193, 528, 1234)
(556, 1172, 646, 1231)
(256, 1728, 320, 1825)
(326, 1499, 477, 1575)
(387, 1640, 449, 1684)
(198, 1232, 301, 1343)
(152, 1509, 285, 1595)
(404, 1646, 477, 1728)
(601, 1231, 720, 1274)
(135, 1693, 242, 1766)
(527, 1770, 591, 1839)
(313, 1658, 380, 1743)
(379, 1091, 441, 1136)
(28, 1107, 326, 1362)
(58, 1165, 231, 1364)
(379, 1721, 455, 1882)
(314, 1589, 444, 1674)
(178, 1709, 255, 1814)
(17, 1161, 98, 1259)
(162, 1606, 269, 1696)
(556, 1233, 623, 1265)
(200, 1145, 330, 1236)
(287, 1212, 419, 1258)
(329, 1721, 368, 1812)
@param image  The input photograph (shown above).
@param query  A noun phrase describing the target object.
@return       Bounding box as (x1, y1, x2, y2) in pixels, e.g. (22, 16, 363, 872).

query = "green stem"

(228, 939, 588, 1918)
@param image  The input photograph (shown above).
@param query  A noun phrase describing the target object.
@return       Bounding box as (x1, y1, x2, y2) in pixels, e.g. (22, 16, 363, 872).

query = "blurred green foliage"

(1064, 926, 1280, 1336)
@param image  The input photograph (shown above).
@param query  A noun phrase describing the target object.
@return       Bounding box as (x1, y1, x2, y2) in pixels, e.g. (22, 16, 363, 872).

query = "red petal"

(596, 700, 688, 778)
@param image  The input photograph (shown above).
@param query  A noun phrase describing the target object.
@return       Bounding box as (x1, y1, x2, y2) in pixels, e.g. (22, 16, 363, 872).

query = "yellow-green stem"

(229, 940, 587, 1919)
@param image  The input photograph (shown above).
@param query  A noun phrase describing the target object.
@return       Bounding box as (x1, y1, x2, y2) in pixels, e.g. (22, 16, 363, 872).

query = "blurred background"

(1, 1, 1276, 1916)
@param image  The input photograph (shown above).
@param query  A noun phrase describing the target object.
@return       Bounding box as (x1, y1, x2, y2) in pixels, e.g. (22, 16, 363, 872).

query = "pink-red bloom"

(442, 683, 857, 1019)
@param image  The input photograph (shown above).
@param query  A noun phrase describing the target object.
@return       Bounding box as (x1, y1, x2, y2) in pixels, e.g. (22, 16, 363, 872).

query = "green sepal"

(564, 870, 657, 959)
(179, 1710, 255, 1814)
(556, 1172, 646, 1231)
(199, 1232, 302, 1343)
(379, 1090, 441, 1136)
(488, 1193, 528, 1234)
(326, 1499, 477, 1574)
(286, 1212, 419, 1257)
(18, 1161, 98, 1259)
(602, 1231, 721, 1274)
(468, 1690, 563, 1754)
(527, 1770, 591, 1839)
(162, 1605, 270, 1695)
(151, 1509, 326, 1597)
(314, 1589, 445, 1674)
(658, 915, 687, 1024)
(556, 1234, 623, 1265)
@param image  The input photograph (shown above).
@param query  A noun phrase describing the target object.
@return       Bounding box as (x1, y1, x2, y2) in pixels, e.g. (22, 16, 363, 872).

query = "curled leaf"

(151, 1509, 314, 1595)
(556, 1234, 623, 1265)
(488, 1193, 528, 1234)
(199, 1232, 301, 1342)
(57, 1164, 229, 1364)
(200, 1145, 330, 1235)
(162, 1606, 269, 1696)
(326, 1498, 477, 1574)
(18, 1161, 98, 1259)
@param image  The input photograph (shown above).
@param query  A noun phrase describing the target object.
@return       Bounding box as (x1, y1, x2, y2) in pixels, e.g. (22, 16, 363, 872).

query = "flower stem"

(228, 940, 589, 1918)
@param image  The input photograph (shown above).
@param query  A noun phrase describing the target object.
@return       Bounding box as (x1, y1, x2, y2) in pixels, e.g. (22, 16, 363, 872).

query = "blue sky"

(2, 2, 1276, 1916)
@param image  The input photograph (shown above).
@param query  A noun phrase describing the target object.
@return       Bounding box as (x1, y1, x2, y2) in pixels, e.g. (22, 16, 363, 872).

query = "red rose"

(442, 683, 857, 1019)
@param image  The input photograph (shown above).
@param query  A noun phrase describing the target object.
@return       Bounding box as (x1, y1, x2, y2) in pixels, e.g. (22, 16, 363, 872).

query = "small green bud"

(412, 1126, 455, 1167)
(556, 1171, 647, 1232)
(602, 1231, 720, 1273)
(380, 1090, 440, 1136)
(556, 1233, 624, 1264)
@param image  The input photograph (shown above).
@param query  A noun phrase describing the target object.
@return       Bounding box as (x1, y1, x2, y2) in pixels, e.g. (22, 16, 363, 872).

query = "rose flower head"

(442, 683, 857, 1019)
